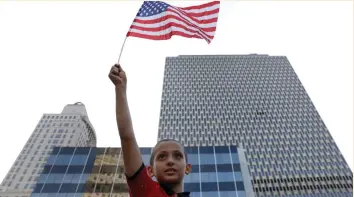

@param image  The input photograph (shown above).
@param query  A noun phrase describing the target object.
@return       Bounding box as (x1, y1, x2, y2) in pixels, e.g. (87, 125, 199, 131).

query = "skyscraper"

(0, 102, 96, 197)
(157, 55, 353, 196)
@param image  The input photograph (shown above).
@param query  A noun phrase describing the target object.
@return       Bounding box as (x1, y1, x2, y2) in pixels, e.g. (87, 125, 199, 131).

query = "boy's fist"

(109, 64, 127, 93)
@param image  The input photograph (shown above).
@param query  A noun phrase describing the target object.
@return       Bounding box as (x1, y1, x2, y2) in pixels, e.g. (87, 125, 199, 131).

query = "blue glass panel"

(38, 174, 48, 183)
(63, 174, 73, 183)
(200, 165, 215, 172)
(190, 192, 201, 197)
(42, 165, 52, 174)
(54, 155, 72, 165)
(67, 166, 84, 174)
(202, 191, 219, 197)
(183, 172, 200, 183)
(71, 174, 81, 183)
(236, 181, 245, 191)
(231, 153, 239, 164)
(219, 191, 237, 197)
(42, 183, 60, 193)
(47, 155, 57, 165)
(237, 191, 246, 197)
(185, 147, 198, 154)
(215, 153, 231, 164)
(201, 182, 218, 191)
(184, 183, 200, 192)
(215, 146, 229, 153)
(199, 147, 214, 154)
(192, 165, 200, 172)
(142, 155, 150, 165)
(70, 155, 88, 165)
(217, 172, 235, 182)
(201, 172, 217, 182)
(57, 194, 67, 197)
(33, 184, 43, 193)
(47, 194, 57, 197)
(30, 194, 40, 197)
(233, 164, 241, 171)
(59, 183, 77, 193)
(66, 193, 77, 197)
(60, 147, 75, 155)
(199, 154, 215, 165)
(51, 166, 68, 173)
(75, 147, 90, 155)
(230, 146, 237, 153)
(234, 172, 243, 181)
(54, 174, 65, 183)
(40, 194, 49, 197)
(46, 174, 55, 183)
(52, 147, 61, 155)
(217, 164, 232, 172)
(188, 154, 199, 165)
(87, 148, 96, 164)
(140, 147, 152, 154)
(76, 184, 85, 193)
(83, 164, 94, 173)
(219, 182, 235, 191)
(79, 174, 89, 183)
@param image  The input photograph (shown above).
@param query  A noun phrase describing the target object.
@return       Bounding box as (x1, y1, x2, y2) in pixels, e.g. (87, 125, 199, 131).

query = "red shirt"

(126, 163, 190, 197)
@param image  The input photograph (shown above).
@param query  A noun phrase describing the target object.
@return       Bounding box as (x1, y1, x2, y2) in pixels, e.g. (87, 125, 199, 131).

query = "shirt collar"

(160, 183, 191, 197)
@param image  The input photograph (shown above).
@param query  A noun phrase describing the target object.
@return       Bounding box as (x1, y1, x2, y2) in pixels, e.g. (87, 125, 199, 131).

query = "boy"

(108, 64, 192, 197)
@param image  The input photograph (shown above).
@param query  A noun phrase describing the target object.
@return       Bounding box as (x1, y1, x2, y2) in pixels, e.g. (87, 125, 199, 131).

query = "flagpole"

(117, 36, 128, 64)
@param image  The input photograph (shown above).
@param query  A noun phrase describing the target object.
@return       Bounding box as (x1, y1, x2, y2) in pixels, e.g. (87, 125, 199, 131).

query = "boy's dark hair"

(149, 139, 188, 166)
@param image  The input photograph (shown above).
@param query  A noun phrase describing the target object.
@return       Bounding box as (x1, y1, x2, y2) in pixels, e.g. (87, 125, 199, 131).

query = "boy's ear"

(147, 165, 154, 177)
(185, 164, 192, 175)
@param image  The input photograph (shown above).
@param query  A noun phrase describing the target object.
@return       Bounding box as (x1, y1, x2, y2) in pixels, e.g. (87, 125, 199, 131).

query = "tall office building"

(0, 102, 97, 197)
(158, 55, 353, 196)
(30, 146, 254, 197)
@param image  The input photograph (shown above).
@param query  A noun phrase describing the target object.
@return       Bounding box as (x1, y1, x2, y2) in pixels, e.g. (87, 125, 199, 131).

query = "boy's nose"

(167, 156, 175, 166)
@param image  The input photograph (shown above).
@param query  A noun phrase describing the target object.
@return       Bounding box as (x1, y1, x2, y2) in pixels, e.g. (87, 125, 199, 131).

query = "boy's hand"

(109, 64, 127, 94)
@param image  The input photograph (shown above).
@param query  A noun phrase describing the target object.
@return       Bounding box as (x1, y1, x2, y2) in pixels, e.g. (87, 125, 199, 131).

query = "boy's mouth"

(164, 168, 177, 173)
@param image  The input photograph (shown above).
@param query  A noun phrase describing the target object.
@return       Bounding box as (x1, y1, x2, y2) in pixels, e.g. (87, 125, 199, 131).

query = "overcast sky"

(0, 1, 352, 182)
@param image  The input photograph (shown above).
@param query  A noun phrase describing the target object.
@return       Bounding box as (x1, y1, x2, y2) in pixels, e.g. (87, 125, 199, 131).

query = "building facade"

(30, 146, 254, 197)
(0, 102, 97, 197)
(157, 55, 353, 196)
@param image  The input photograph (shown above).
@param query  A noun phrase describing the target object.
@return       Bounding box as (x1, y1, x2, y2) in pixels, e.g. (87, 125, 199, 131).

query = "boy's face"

(149, 141, 191, 184)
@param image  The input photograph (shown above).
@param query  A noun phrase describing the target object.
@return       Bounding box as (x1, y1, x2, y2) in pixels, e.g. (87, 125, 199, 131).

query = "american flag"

(126, 1, 220, 44)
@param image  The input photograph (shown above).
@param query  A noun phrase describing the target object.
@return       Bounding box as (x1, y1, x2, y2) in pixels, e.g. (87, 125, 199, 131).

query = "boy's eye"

(157, 154, 166, 159)
(174, 153, 183, 159)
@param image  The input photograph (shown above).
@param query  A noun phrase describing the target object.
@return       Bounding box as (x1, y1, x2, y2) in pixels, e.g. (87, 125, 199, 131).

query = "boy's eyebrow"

(156, 149, 183, 154)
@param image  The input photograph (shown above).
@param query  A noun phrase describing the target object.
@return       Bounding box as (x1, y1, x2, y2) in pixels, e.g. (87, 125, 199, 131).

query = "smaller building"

(30, 146, 255, 197)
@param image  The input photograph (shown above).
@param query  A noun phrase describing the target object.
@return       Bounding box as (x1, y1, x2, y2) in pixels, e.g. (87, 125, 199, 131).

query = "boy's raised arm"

(108, 64, 143, 177)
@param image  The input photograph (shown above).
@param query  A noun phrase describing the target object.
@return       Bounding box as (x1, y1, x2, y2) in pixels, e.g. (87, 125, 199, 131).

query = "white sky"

(0, 1, 352, 182)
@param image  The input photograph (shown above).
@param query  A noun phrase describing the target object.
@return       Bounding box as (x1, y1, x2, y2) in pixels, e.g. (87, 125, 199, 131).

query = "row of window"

(43, 115, 78, 120)
(37, 123, 81, 128)
(33, 181, 245, 194)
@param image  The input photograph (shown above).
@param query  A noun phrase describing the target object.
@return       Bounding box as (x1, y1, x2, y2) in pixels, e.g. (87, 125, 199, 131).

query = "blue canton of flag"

(137, 1, 169, 17)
